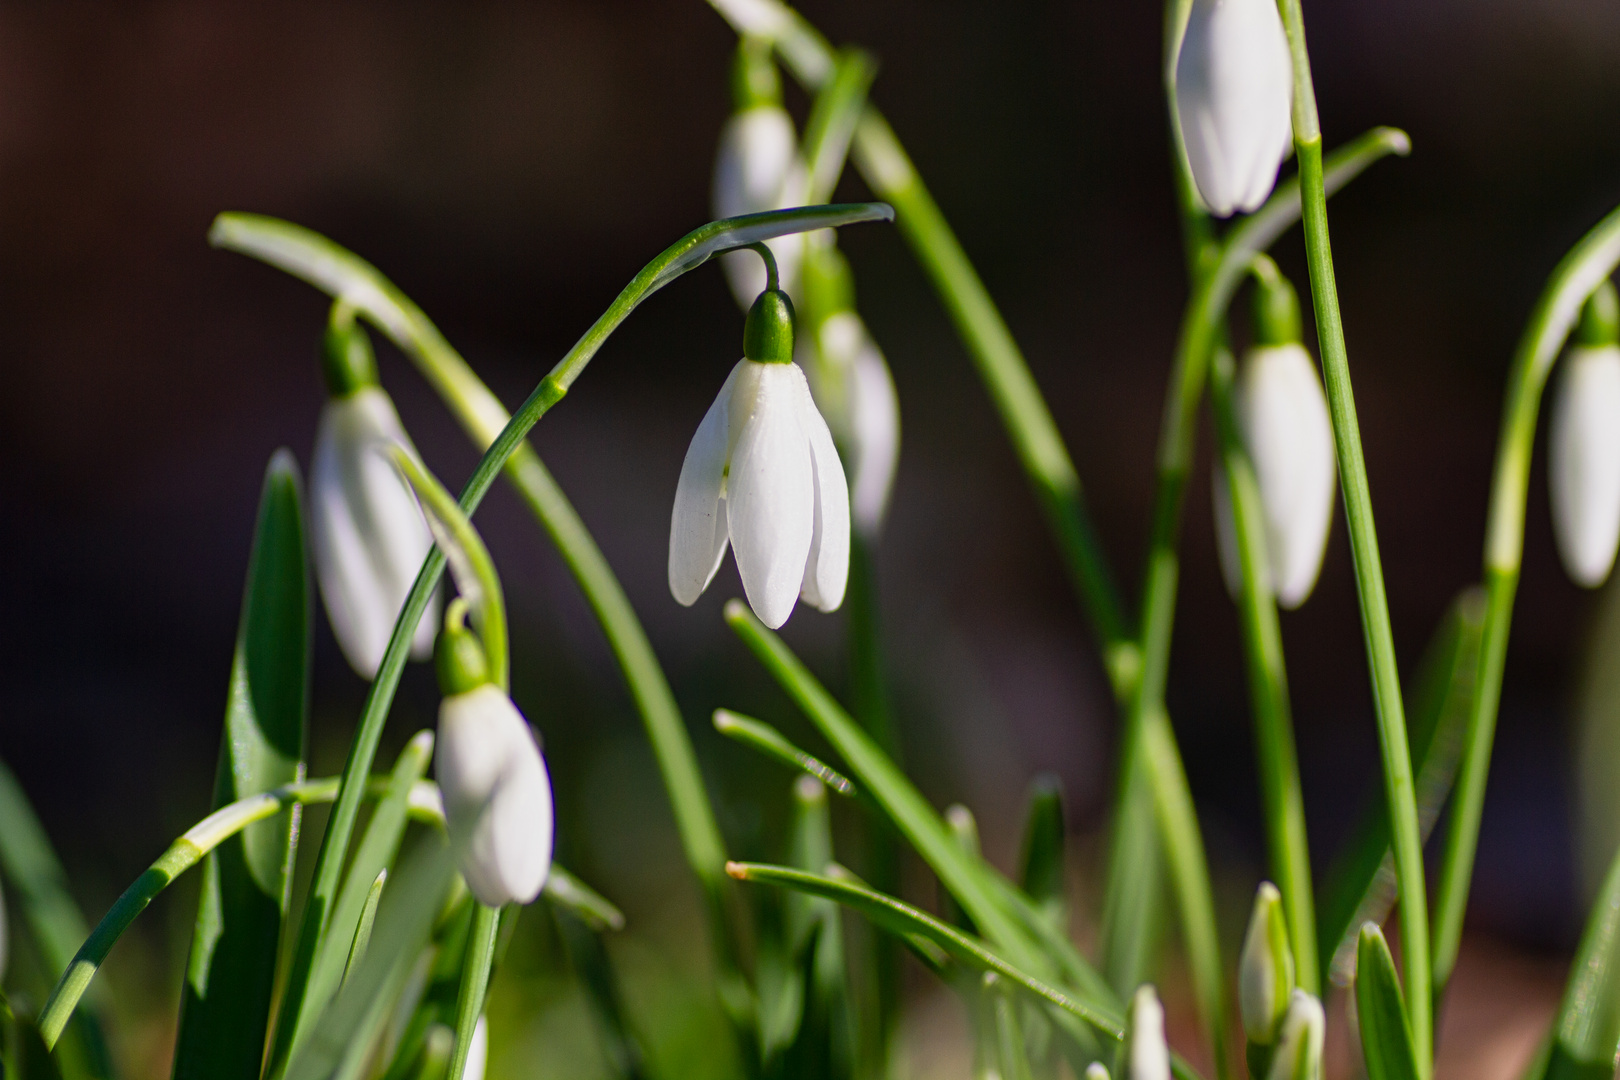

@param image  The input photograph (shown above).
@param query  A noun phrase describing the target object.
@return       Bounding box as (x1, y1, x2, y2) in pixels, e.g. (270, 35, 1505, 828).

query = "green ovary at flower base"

(669, 258, 851, 629)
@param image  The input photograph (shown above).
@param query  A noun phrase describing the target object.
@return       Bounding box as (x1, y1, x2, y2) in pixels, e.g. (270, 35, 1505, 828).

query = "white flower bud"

(1265, 990, 1324, 1080)
(1128, 985, 1170, 1080)
(669, 357, 850, 629)
(1214, 344, 1336, 609)
(311, 387, 440, 679)
(713, 105, 809, 307)
(464, 1015, 489, 1080)
(1174, 0, 1295, 217)
(437, 685, 554, 906)
(1085, 1065, 1111, 1080)
(805, 311, 901, 537)
(1240, 882, 1296, 1044)
(1550, 344, 1620, 587)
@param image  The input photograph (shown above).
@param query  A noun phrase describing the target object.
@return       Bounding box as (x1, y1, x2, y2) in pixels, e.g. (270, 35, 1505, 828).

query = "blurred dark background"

(1, 0, 1619, 1073)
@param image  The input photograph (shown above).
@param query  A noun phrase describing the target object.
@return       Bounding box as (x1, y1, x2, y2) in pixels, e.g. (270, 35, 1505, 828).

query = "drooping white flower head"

(1215, 271, 1335, 608)
(1128, 985, 1171, 1080)
(1175, 0, 1295, 217)
(800, 244, 900, 538)
(669, 286, 850, 629)
(1265, 990, 1324, 1080)
(713, 40, 809, 307)
(1550, 283, 1620, 588)
(435, 617, 554, 907)
(311, 316, 439, 679)
(1239, 882, 1295, 1045)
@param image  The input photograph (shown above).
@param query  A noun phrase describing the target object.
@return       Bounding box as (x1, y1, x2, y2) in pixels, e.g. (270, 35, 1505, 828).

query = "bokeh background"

(3, 1, 1620, 1076)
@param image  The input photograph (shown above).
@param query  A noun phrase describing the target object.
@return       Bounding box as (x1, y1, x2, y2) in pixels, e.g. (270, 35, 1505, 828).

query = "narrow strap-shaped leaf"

(543, 868, 625, 933)
(1354, 925, 1421, 1080)
(713, 710, 857, 796)
(340, 871, 387, 989)
(1018, 776, 1066, 928)
(277, 732, 435, 1064)
(0, 760, 115, 1080)
(1539, 841, 1620, 1079)
(375, 897, 475, 1080)
(552, 903, 648, 1080)
(173, 450, 310, 1080)
(286, 833, 459, 1080)
(1318, 587, 1486, 984)
(989, 972, 1037, 1080)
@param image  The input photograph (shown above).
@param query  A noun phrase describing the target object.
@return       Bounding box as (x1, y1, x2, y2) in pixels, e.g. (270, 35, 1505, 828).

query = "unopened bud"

(1240, 882, 1295, 1044)
(1265, 990, 1324, 1080)
(1550, 282, 1620, 588)
(1128, 985, 1170, 1080)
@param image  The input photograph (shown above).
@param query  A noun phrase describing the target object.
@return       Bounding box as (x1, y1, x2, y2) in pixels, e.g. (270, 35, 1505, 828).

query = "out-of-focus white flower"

(713, 107, 808, 306)
(669, 355, 849, 628)
(1551, 344, 1620, 587)
(311, 385, 440, 679)
(1265, 990, 1324, 1080)
(805, 311, 900, 537)
(1239, 882, 1295, 1045)
(1174, 0, 1295, 217)
(437, 680, 554, 907)
(463, 1015, 489, 1080)
(1215, 343, 1336, 608)
(1085, 1065, 1111, 1080)
(1128, 985, 1170, 1080)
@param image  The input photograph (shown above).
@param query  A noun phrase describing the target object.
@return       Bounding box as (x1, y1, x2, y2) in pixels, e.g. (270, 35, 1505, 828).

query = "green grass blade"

(723, 602, 1046, 975)
(727, 862, 1124, 1039)
(172, 450, 310, 1080)
(989, 973, 1036, 1080)
(543, 868, 625, 934)
(1355, 925, 1421, 1080)
(1317, 587, 1486, 985)
(285, 834, 458, 1080)
(277, 732, 435, 1064)
(712, 710, 857, 796)
(0, 760, 115, 1080)
(1538, 841, 1620, 1079)
(341, 871, 387, 989)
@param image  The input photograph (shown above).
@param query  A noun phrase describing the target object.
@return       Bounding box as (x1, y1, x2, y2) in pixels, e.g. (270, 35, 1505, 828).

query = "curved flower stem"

(36, 777, 443, 1047)
(1209, 346, 1319, 995)
(446, 905, 500, 1080)
(1274, 1, 1430, 1067)
(211, 203, 891, 1069)
(1430, 202, 1620, 1012)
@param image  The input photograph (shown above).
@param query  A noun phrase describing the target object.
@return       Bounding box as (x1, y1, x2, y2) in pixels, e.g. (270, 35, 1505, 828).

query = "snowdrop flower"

(801, 243, 900, 537)
(1551, 281, 1620, 588)
(435, 607, 554, 907)
(1215, 270, 1335, 608)
(1265, 991, 1324, 1080)
(669, 278, 850, 629)
(1175, 0, 1294, 216)
(1239, 882, 1294, 1045)
(1128, 985, 1170, 1080)
(713, 39, 809, 307)
(311, 312, 439, 679)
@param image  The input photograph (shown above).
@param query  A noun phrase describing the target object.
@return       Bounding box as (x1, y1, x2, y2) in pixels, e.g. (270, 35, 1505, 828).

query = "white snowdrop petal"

(437, 686, 554, 906)
(1551, 345, 1620, 587)
(463, 1016, 489, 1080)
(670, 362, 747, 606)
(1175, 0, 1294, 217)
(728, 364, 815, 628)
(790, 365, 851, 612)
(1129, 986, 1170, 1080)
(311, 389, 439, 679)
(849, 337, 901, 536)
(1239, 344, 1336, 609)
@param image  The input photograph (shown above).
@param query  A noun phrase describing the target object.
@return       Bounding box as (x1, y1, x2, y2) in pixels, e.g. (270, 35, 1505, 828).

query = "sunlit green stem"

(446, 905, 499, 1080)
(1431, 201, 1620, 1010)
(210, 203, 890, 1066)
(1209, 348, 1318, 994)
(37, 777, 442, 1047)
(1274, 2, 1429, 1064)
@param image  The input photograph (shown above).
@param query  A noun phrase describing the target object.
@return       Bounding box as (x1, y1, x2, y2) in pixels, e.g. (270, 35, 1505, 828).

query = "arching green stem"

(1431, 202, 1620, 1012)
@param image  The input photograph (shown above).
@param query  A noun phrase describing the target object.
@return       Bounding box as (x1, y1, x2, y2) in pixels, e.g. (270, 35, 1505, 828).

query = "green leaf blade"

(172, 451, 311, 1080)
(1354, 925, 1420, 1080)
